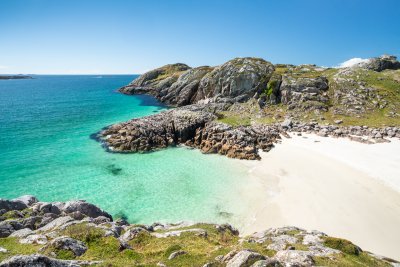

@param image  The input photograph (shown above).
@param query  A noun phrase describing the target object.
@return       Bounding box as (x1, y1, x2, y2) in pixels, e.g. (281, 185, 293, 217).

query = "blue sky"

(0, 0, 399, 74)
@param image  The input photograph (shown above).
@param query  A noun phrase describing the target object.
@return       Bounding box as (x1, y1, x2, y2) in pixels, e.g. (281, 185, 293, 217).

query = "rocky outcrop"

(280, 76, 329, 111)
(95, 104, 281, 160)
(119, 57, 275, 107)
(0, 197, 397, 266)
(195, 57, 275, 103)
(119, 63, 191, 96)
(331, 68, 387, 115)
(356, 55, 400, 72)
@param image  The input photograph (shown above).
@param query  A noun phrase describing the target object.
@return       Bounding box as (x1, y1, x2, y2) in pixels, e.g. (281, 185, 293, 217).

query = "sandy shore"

(238, 134, 400, 260)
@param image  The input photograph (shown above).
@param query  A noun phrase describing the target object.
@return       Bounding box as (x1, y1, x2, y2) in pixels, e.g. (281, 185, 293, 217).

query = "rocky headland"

(0, 196, 398, 266)
(94, 55, 400, 159)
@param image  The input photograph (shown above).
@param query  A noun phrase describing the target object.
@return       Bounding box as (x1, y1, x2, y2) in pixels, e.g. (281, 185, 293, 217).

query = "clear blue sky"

(1, 0, 399, 74)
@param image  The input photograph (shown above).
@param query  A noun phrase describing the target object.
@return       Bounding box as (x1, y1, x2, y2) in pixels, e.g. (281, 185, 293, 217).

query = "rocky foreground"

(94, 55, 400, 159)
(0, 196, 398, 266)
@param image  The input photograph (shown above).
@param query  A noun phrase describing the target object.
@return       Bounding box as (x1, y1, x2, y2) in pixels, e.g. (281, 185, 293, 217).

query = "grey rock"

(21, 216, 42, 230)
(37, 216, 74, 232)
(274, 250, 315, 267)
(0, 199, 28, 212)
(0, 220, 24, 238)
(196, 57, 275, 103)
(357, 54, 400, 72)
(61, 200, 112, 220)
(9, 228, 34, 238)
(251, 259, 282, 267)
(168, 250, 187, 260)
(32, 202, 61, 215)
(44, 236, 87, 256)
(227, 250, 266, 267)
(20, 234, 48, 245)
(11, 195, 38, 206)
(120, 227, 148, 241)
(152, 228, 206, 238)
(0, 254, 101, 267)
(92, 216, 111, 225)
(0, 247, 7, 253)
(281, 119, 293, 129)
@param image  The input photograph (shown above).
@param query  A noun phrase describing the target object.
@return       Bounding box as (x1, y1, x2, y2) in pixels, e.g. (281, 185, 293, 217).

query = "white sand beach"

(238, 134, 400, 260)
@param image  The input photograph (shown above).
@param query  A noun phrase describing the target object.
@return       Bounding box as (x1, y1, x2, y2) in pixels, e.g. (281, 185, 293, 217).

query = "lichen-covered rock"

(196, 57, 275, 103)
(274, 250, 315, 267)
(226, 250, 266, 267)
(280, 76, 329, 111)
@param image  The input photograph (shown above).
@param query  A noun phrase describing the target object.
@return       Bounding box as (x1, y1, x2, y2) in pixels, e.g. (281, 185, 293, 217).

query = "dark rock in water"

(106, 164, 122, 175)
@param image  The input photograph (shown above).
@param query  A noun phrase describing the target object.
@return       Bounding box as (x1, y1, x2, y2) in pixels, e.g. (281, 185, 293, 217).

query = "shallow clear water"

(0, 75, 253, 225)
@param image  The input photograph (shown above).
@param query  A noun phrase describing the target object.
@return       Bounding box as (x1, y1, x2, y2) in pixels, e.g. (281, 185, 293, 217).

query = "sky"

(0, 0, 399, 74)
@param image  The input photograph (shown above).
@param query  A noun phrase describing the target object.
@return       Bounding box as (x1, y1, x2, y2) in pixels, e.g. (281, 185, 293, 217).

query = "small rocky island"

(94, 55, 400, 160)
(0, 196, 398, 266)
(0, 75, 32, 80)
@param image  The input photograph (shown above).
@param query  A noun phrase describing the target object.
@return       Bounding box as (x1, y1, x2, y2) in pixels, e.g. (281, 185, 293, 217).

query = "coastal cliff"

(0, 196, 397, 266)
(94, 55, 400, 159)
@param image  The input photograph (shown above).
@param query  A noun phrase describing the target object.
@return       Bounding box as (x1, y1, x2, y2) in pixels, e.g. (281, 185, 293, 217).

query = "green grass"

(323, 237, 360, 255)
(315, 252, 391, 267)
(0, 237, 40, 262)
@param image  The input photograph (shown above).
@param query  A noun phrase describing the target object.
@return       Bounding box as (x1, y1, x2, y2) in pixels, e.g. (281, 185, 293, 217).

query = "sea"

(0, 75, 256, 226)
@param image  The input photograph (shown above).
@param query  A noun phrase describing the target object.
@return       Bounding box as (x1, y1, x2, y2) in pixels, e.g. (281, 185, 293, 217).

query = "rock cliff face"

(119, 57, 275, 107)
(0, 197, 397, 266)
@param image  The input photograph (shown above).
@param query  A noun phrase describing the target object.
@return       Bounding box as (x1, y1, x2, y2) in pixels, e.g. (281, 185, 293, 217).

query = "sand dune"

(238, 134, 400, 260)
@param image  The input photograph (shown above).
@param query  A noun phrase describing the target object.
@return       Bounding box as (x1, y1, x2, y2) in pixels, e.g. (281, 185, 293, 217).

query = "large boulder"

(0, 199, 28, 212)
(195, 57, 275, 103)
(60, 200, 112, 220)
(11, 195, 38, 206)
(0, 220, 24, 238)
(226, 250, 266, 267)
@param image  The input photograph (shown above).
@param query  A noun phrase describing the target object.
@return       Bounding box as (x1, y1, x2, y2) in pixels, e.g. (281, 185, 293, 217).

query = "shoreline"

(237, 133, 400, 260)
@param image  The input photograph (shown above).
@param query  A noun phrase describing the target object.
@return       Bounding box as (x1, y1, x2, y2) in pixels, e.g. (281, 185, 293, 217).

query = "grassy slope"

(218, 67, 400, 127)
(0, 223, 391, 266)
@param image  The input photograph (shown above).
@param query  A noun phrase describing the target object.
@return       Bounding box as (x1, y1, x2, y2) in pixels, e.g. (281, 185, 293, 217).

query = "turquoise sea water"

(0, 75, 253, 225)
